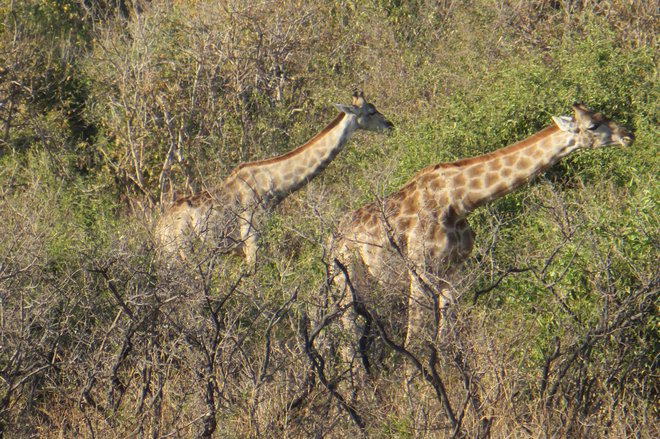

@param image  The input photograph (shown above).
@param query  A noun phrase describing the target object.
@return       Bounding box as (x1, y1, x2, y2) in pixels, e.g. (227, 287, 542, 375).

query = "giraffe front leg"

(406, 273, 456, 344)
(404, 273, 455, 383)
(337, 278, 372, 372)
(403, 274, 430, 384)
(328, 258, 375, 395)
(243, 234, 258, 272)
(238, 219, 259, 273)
(437, 282, 455, 341)
(406, 272, 445, 347)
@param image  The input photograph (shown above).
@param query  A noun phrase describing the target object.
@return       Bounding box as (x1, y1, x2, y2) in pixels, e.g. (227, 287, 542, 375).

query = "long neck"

(431, 125, 578, 216)
(224, 112, 357, 207)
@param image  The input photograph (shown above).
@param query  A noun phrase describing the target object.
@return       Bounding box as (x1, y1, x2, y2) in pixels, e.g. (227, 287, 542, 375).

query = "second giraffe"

(330, 103, 633, 372)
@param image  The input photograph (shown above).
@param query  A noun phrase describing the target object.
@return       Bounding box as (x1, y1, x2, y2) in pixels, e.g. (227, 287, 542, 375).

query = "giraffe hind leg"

(333, 259, 375, 378)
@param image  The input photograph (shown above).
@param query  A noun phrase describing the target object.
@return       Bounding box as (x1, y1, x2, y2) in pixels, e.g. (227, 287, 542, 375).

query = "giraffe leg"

(326, 257, 376, 397)
(437, 283, 456, 341)
(404, 274, 432, 383)
(406, 274, 456, 342)
(404, 274, 456, 382)
(406, 271, 448, 345)
(238, 220, 259, 273)
(337, 276, 372, 374)
(404, 275, 426, 349)
(243, 234, 258, 271)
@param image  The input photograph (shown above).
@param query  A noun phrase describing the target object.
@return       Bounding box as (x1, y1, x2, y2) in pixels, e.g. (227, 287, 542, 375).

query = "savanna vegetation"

(0, 0, 657, 437)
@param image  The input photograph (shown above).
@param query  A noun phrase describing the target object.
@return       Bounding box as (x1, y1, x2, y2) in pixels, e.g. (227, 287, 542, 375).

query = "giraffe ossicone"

(157, 91, 393, 266)
(330, 103, 633, 373)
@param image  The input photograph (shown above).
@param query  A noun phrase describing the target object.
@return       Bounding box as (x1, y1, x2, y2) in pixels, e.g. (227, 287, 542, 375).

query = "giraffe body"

(331, 103, 633, 366)
(158, 92, 392, 265)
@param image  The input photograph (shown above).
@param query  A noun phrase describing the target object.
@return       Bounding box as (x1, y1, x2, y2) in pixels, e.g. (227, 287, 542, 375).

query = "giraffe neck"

(429, 125, 579, 216)
(224, 112, 357, 208)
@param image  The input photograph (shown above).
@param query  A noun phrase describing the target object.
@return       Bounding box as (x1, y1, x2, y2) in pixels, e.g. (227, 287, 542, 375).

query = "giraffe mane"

(412, 124, 561, 178)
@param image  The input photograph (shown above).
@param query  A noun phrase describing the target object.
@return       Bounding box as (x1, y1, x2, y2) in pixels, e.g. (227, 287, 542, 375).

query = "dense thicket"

(0, 1, 657, 437)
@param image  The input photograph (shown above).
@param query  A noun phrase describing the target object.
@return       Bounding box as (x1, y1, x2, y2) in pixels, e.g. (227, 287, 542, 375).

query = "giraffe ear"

(334, 103, 358, 115)
(352, 91, 366, 107)
(572, 102, 602, 130)
(552, 115, 577, 132)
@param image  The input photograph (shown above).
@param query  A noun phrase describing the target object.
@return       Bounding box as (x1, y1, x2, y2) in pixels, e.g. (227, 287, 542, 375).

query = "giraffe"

(158, 91, 393, 266)
(330, 103, 633, 370)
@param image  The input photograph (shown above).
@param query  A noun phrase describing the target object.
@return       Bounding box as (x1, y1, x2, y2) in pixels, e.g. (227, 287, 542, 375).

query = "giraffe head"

(334, 91, 394, 133)
(552, 103, 634, 149)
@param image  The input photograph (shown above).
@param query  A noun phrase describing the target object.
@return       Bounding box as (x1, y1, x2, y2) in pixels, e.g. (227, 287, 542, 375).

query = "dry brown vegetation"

(0, 0, 657, 437)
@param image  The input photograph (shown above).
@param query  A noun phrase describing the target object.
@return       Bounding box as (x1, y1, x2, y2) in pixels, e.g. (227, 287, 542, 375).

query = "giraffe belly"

(362, 244, 409, 290)
(206, 205, 249, 253)
(408, 219, 474, 275)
